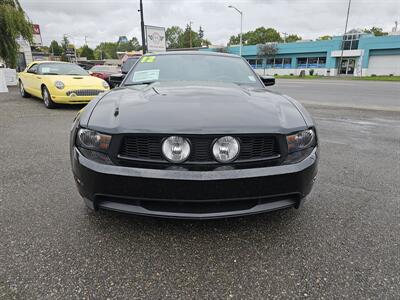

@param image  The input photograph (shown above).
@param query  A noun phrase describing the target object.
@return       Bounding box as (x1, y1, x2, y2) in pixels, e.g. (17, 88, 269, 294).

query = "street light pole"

(139, 0, 146, 54)
(228, 5, 243, 56)
(189, 21, 193, 48)
(338, 0, 352, 77)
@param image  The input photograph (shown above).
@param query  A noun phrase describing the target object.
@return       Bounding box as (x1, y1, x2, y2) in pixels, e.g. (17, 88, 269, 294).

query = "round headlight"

(102, 81, 109, 89)
(212, 136, 240, 163)
(54, 80, 64, 89)
(162, 136, 191, 163)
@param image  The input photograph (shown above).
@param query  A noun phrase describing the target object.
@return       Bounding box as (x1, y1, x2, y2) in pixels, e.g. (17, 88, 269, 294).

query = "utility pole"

(338, 0, 352, 77)
(228, 5, 243, 56)
(138, 0, 146, 54)
(84, 36, 88, 45)
(189, 21, 193, 48)
(282, 32, 288, 43)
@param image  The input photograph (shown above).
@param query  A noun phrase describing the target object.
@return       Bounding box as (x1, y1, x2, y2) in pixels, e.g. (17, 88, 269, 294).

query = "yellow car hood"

(49, 75, 105, 88)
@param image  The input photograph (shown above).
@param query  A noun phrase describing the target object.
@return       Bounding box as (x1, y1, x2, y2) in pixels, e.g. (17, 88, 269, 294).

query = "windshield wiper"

(124, 81, 157, 86)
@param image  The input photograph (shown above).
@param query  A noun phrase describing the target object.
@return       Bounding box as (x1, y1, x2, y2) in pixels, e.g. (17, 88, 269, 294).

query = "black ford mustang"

(70, 52, 318, 219)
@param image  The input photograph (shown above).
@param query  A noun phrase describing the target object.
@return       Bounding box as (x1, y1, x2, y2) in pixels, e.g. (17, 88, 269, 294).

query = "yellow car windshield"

(38, 63, 88, 76)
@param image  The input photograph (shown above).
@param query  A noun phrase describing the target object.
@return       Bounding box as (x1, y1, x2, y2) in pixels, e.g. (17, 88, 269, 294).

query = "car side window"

(27, 64, 38, 74)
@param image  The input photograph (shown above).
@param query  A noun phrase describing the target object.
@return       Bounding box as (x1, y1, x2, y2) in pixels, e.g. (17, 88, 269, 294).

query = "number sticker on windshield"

(132, 69, 160, 82)
(141, 56, 156, 63)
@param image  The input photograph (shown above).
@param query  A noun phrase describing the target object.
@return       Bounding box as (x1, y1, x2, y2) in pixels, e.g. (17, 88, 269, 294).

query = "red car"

(89, 65, 121, 83)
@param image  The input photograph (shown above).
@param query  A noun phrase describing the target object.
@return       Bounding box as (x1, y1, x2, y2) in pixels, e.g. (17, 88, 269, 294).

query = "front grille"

(66, 89, 103, 96)
(118, 135, 280, 164)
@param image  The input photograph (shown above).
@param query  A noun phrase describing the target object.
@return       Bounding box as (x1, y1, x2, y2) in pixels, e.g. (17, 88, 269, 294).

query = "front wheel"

(42, 86, 57, 109)
(19, 80, 30, 98)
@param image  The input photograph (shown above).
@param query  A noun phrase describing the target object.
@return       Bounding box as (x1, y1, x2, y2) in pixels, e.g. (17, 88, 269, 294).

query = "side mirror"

(27, 68, 36, 74)
(259, 75, 275, 86)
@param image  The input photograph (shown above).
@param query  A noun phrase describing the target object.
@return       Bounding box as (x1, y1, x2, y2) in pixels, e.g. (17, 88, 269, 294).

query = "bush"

(274, 73, 278, 76)
(309, 69, 315, 76)
(290, 73, 294, 76)
(371, 74, 377, 77)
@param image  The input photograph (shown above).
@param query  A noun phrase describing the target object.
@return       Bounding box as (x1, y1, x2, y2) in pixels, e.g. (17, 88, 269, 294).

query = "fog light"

(162, 136, 191, 163)
(212, 136, 240, 163)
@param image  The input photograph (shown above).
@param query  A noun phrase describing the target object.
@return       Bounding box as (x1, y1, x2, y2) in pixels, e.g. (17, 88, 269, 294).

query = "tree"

(198, 26, 204, 40)
(180, 24, 203, 48)
(285, 34, 302, 43)
(0, 0, 32, 67)
(202, 39, 212, 47)
(318, 35, 332, 40)
(78, 45, 94, 60)
(117, 41, 134, 52)
(363, 27, 388, 36)
(60, 35, 70, 52)
(49, 40, 63, 56)
(116, 36, 141, 52)
(166, 25, 209, 49)
(59, 35, 71, 61)
(166, 26, 184, 49)
(257, 43, 278, 75)
(129, 37, 141, 51)
(94, 42, 118, 59)
(229, 27, 283, 45)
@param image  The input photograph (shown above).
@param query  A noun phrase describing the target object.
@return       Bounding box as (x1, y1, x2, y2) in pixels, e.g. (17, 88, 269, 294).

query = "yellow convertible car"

(18, 61, 110, 108)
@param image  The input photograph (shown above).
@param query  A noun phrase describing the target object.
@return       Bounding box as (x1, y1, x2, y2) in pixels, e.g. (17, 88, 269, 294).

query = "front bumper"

(71, 147, 318, 219)
(51, 90, 108, 104)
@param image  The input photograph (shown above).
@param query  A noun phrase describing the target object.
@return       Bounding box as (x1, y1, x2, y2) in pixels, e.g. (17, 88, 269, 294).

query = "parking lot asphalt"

(269, 79, 400, 111)
(1, 85, 399, 299)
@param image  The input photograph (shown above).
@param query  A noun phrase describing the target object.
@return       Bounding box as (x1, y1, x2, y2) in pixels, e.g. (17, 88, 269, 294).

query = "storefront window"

(266, 58, 274, 68)
(247, 59, 264, 69)
(308, 57, 318, 68)
(283, 58, 292, 69)
(342, 33, 360, 50)
(318, 57, 326, 67)
(273, 58, 283, 68)
(297, 57, 308, 68)
(296, 57, 327, 68)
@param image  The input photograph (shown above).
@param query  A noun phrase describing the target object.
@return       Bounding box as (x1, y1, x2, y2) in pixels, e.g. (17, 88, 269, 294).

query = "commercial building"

(205, 30, 400, 77)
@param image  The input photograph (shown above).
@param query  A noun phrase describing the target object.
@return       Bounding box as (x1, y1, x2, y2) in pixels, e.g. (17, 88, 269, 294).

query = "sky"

(19, 0, 400, 48)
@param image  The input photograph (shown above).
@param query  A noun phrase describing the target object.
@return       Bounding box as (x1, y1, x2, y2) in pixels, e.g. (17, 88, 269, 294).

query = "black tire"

(42, 86, 57, 109)
(18, 80, 30, 98)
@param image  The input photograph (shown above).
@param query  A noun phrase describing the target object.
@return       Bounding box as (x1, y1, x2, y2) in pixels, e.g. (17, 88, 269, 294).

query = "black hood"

(85, 82, 308, 135)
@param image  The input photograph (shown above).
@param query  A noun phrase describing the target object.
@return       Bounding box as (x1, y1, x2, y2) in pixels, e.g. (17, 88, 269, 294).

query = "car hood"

(86, 82, 308, 134)
(47, 75, 105, 88)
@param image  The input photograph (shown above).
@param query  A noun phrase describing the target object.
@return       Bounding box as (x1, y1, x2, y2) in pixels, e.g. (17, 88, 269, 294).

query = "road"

(269, 79, 400, 111)
(1, 86, 399, 299)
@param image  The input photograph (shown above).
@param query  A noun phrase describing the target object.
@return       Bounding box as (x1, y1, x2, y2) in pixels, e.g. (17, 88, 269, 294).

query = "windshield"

(38, 63, 88, 76)
(90, 65, 120, 73)
(124, 54, 263, 87)
(122, 57, 139, 73)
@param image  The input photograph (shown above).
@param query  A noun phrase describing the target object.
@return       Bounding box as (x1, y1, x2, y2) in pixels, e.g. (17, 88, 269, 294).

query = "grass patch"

(274, 75, 325, 79)
(274, 75, 400, 81)
(350, 76, 400, 81)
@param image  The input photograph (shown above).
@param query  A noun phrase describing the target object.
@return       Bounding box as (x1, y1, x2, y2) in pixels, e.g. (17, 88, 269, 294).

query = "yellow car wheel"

(18, 80, 30, 98)
(42, 86, 57, 109)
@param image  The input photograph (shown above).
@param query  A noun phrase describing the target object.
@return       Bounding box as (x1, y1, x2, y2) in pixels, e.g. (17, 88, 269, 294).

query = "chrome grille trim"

(66, 89, 103, 96)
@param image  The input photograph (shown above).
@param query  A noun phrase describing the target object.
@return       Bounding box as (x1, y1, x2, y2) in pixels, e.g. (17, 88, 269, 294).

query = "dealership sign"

(32, 24, 43, 46)
(145, 25, 166, 52)
(65, 45, 76, 57)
